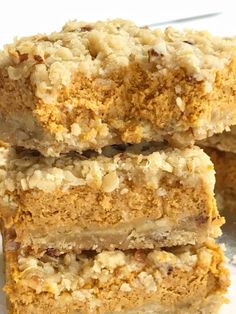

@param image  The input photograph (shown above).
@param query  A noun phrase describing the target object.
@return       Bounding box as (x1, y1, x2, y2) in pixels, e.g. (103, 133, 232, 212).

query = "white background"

(0, 0, 236, 313)
(0, 0, 236, 48)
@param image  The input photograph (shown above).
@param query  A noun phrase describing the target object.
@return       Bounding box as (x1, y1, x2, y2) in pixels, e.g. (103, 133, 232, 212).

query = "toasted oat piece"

(207, 148, 236, 209)
(0, 145, 223, 255)
(3, 234, 229, 314)
(202, 126, 236, 153)
(1, 20, 236, 156)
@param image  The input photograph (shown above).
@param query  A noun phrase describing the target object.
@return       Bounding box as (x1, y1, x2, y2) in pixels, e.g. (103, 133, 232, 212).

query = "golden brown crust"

(6, 294, 228, 314)
(1, 20, 236, 155)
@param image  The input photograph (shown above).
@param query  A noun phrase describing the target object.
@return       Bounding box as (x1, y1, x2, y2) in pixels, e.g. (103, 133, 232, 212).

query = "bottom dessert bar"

(207, 148, 236, 210)
(3, 233, 229, 314)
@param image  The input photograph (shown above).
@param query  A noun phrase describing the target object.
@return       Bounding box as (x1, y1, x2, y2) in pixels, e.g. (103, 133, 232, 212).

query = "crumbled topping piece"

(71, 123, 81, 137)
(120, 283, 132, 292)
(95, 251, 126, 271)
(175, 84, 182, 94)
(102, 171, 119, 193)
(176, 97, 185, 112)
(198, 248, 213, 268)
(138, 272, 157, 292)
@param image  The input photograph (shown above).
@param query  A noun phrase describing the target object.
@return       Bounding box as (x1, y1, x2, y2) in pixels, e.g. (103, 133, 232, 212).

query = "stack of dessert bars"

(0, 19, 236, 314)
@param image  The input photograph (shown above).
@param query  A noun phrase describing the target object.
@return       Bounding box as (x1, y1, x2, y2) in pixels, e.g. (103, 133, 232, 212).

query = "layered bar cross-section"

(1, 20, 236, 156)
(0, 145, 223, 255)
(2, 228, 230, 314)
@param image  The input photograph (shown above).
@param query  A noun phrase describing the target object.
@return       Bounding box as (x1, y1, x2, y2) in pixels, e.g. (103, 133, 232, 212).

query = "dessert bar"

(1, 20, 236, 156)
(0, 145, 222, 255)
(3, 231, 229, 314)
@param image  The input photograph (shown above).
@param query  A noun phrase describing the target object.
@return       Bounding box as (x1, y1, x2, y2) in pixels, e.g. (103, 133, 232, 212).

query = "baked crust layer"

(3, 236, 229, 314)
(0, 146, 223, 254)
(1, 20, 236, 155)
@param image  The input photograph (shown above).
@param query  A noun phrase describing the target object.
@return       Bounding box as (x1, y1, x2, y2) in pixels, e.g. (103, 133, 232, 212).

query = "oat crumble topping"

(17, 246, 202, 299)
(0, 146, 214, 199)
(2, 20, 236, 103)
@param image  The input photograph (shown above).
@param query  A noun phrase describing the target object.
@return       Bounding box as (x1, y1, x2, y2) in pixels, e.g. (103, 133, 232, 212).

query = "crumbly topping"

(2, 19, 236, 104)
(1, 20, 236, 157)
(0, 146, 215, 199)
(0, 147, 8, 166)
(95, 251, 126, 270)
(17, 246, 203, 299)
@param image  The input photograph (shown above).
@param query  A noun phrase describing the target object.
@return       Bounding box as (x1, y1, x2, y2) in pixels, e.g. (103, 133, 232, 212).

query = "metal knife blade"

(148, 12, 221, 27)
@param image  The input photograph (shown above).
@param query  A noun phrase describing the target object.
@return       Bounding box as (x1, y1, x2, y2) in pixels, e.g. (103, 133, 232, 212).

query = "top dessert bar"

(1, 19, 236, 156)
